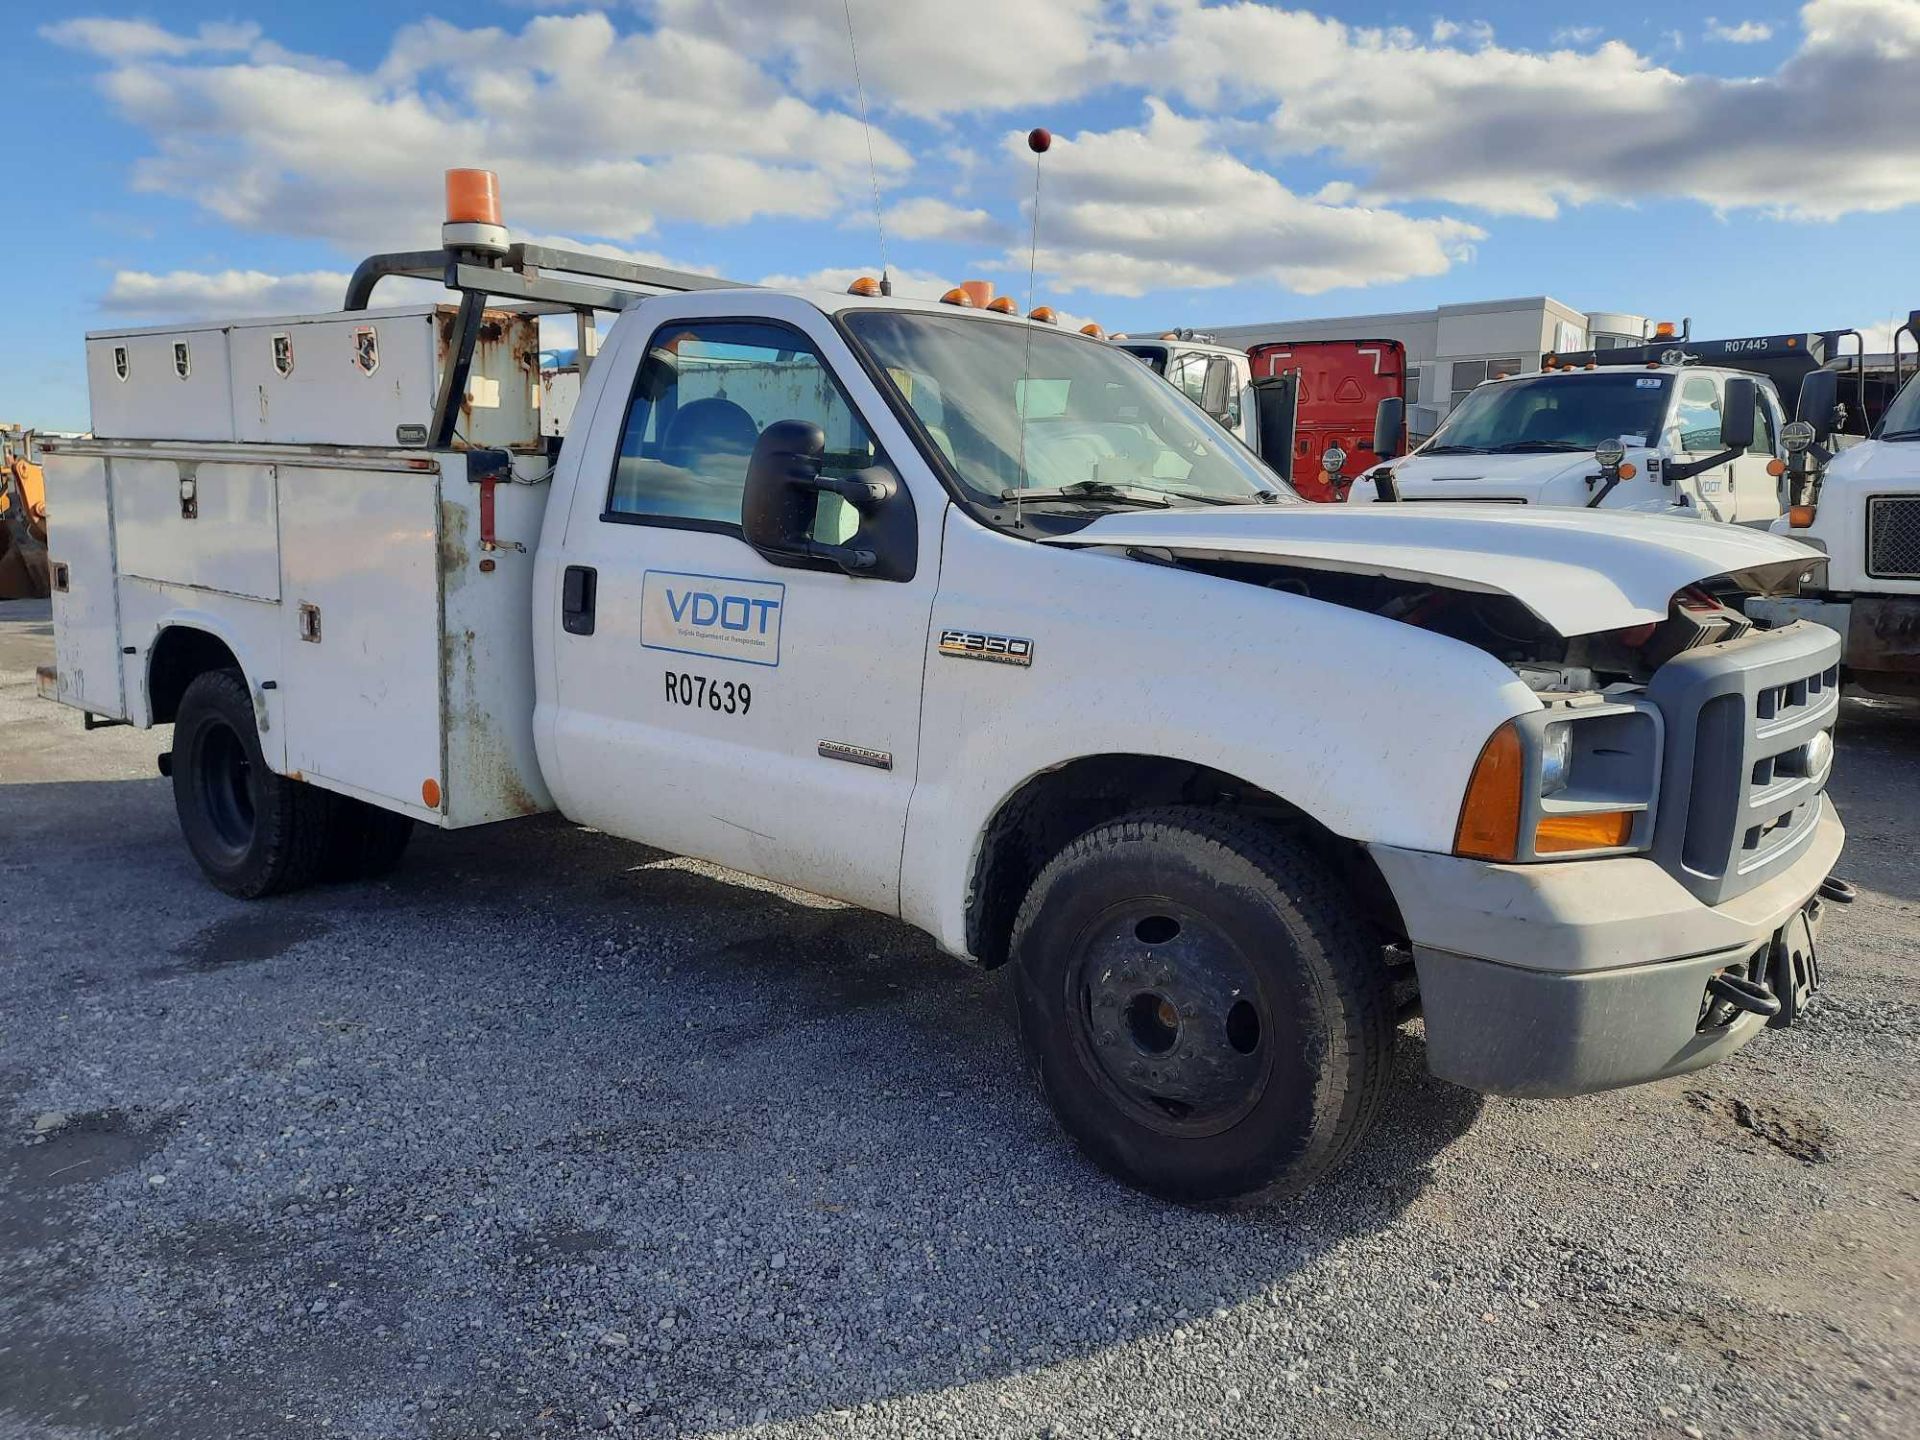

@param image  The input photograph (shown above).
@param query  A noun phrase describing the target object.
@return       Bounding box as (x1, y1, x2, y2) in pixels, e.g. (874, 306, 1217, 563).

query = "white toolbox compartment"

(85, 305, 542, 450)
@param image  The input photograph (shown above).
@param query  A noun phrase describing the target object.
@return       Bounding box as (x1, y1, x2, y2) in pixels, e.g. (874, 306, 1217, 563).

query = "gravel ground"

(1, 594, 1915, 1440)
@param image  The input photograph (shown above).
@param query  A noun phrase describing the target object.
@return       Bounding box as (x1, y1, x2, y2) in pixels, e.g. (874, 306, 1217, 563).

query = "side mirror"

(1719, 377, 1757, 452)
(1372, 397, 1405, 462)
(741, 420, 916, 582)
(1795, 368, 1839, 444)
(1247, 373, 1298, 477)
(1200, 356, 1235, 419)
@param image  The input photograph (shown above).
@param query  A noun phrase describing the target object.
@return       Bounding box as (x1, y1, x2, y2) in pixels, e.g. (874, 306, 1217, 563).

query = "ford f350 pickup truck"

(39, 173, 1847, 1204)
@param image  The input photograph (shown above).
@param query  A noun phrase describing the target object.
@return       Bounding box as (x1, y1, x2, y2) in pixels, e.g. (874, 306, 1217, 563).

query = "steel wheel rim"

(1063, 899, 1275, 1138)
(194, 718, 256, 859)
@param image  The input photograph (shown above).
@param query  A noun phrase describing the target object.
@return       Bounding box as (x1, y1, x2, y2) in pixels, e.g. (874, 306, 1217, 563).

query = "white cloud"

(41, 17, 259, 61)
(1431, 18, 1495, 47)
(1706, 18, 1777, 43)
(66, 11, 910, 254)
(882, 198, 1010, 244)
(1553, 25, 1603, 45)
(101, 269, 353, 318)
(1001, 103, 1483, 296)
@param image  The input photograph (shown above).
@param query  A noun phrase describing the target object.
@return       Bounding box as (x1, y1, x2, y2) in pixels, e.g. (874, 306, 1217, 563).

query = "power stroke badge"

(938, 628, 1034, 667)
(641, 570, 784, 667)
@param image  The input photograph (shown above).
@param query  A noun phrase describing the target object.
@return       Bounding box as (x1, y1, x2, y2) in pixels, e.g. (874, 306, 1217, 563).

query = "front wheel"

(171, 669, 332, 898)
(1010, 807, 1394, 1205)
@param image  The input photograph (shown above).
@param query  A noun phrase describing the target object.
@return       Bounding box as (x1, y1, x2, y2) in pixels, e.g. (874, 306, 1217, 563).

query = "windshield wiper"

(1418, 444, 1486, 455)
(1002, 480, 1173, 507)
(1485, 440, 1589, 453)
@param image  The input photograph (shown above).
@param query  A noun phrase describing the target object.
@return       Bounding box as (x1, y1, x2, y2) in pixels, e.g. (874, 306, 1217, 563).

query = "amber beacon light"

(443, 168, 508, 256)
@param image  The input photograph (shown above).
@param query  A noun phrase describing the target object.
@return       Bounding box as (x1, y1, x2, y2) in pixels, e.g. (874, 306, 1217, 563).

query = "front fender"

(899, 513, 1539, 955)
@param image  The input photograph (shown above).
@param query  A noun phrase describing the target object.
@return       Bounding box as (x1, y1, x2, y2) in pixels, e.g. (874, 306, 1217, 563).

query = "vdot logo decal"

(641, 570, 784, 667)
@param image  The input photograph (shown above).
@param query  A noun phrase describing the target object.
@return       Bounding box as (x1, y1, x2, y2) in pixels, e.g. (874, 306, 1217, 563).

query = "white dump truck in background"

(1352, 359, 1790, 523)
(1751, 333, 1920, 697)
(38, 171, 1852, 1205)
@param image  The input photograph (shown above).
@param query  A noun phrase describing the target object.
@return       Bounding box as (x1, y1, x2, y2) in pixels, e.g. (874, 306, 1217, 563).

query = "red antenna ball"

(1027, 127, 1052, 154)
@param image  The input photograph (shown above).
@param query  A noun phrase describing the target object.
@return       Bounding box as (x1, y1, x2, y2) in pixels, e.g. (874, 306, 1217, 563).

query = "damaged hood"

(1040, 503, 1822, 636)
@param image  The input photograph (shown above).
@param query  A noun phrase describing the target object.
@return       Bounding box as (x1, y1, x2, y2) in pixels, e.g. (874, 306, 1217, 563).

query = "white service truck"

(39, 176, 1850, 1204)
(1356, 361, 1790, 524)
(1752, 353, 1920, 697)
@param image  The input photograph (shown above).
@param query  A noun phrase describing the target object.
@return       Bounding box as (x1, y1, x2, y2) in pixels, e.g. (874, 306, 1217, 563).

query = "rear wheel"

(171, 669, 331, 898)
(1010, 807, 1394, 1205)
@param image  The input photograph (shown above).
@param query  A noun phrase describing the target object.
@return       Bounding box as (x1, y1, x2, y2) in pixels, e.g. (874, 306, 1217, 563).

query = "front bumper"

(1368, 796, 1845, 1097)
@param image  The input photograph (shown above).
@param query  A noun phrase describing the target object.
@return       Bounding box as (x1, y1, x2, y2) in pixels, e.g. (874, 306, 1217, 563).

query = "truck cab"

(1114, 334, 1253, 448)
(1357, 363, 1788, 524)
(1752, 355, 1920, 696)
(39, 172, 1850, 1207)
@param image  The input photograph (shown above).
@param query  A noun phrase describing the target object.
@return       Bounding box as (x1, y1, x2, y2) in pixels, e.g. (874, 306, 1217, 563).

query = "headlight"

(1455, 707, 1662, 862)
(1540, 723, 1572, 796)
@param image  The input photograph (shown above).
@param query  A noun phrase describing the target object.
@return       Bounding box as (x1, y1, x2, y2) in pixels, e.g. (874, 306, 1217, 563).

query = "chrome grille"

(1648, 624, 1841, 906)
(1866, 496, 1920, 579)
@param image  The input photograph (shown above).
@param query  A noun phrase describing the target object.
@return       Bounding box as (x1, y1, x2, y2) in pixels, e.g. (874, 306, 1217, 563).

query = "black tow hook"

(1706, 971, 1782, 1020)
(1818, 875, 1858, 904)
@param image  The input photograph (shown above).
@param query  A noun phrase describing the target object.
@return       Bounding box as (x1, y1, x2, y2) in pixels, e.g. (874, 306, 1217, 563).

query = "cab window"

(1674, 375, 1724, 451)
(606, 320, 884, 542)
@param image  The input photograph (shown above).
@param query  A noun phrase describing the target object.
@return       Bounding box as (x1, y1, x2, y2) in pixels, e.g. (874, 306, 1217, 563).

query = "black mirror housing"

(1247, 374, 1298, 477)
(741, 419, 917, 582)
(1373, 397, 1405, 461)
(1796, 368, 1839, 444)
(1720, 377, 1757, 451)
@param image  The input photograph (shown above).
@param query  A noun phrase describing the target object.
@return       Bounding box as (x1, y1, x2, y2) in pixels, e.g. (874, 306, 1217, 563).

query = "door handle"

(562, 565, 597, 636)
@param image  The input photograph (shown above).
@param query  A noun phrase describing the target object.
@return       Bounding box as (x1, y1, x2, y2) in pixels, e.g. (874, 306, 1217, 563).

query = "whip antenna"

(842, 0, 891, 295)
(1013, 126, 1052, 528)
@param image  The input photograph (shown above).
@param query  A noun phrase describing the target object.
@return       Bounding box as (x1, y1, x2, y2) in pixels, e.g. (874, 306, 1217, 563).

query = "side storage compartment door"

(277, 463, 445, 820)
(44, 452, 127, 718)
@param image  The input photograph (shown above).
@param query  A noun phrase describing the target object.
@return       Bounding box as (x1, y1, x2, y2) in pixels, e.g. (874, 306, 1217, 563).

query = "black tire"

(170, 668, 332, 899)
(1010, 806, 1394, 1206)
(318, 794, 416, 883)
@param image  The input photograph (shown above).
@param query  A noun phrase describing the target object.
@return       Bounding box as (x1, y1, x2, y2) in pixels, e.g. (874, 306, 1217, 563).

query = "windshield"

(1119, 343, 1169, 375)
(1423, 373, 1673, 454)
(1877, 372, 1920, 439)
(841, 311, 1289, 508)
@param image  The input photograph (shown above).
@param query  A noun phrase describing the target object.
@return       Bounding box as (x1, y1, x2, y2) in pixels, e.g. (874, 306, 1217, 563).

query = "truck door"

(1671, 373, 1740, 522)
(542, 302, 940, 912)
(1730, 384, 1785, 524)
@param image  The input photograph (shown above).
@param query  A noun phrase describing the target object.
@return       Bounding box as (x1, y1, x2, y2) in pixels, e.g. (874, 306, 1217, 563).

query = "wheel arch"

(962, 752, 1406, 969)
(147, 624, 245, 725)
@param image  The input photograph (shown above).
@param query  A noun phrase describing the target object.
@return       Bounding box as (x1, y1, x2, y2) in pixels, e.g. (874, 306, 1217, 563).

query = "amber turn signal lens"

(421, 777, 443, 809)
(1766, 457, 1787, 477)
(846, 276, 883, 297)
(444, 168, 501, 226)
(1790, 504, 1817, 528)
(1616, 462, 1637, 480)
(939, 287, 977, 307)
(1535, 810, 1633, 853)
(1454, 721, 1525, 862)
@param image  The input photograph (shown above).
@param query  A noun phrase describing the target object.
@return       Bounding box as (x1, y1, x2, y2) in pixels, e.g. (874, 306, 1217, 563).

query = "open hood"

(1039, 503, 1821, 636)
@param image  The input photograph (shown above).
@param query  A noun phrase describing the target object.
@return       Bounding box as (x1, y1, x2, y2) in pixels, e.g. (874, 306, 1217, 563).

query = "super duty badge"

(939, 628, 1033, 667)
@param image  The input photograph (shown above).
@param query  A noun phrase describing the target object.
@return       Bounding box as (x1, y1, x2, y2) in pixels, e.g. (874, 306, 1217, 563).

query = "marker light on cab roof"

(986, 296, 1018, 313)
(939, 287, 977, 308)
(846, 276, 884, 297)
(1028, 306, 1058, 324)
(1079, 322, 1105, 338)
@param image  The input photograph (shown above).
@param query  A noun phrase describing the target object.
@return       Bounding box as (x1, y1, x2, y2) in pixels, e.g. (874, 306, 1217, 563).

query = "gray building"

(1207, 297, 1653, 439)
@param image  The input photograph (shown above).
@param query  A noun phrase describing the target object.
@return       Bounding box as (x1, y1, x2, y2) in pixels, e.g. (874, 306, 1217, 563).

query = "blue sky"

(8, 0, 1917, 430)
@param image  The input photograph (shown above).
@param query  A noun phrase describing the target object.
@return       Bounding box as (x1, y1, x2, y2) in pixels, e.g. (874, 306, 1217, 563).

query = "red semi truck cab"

(1250, 339, 1406, 501)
